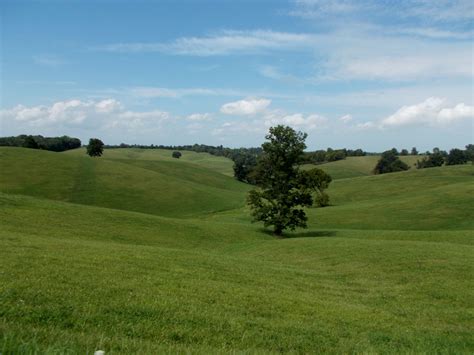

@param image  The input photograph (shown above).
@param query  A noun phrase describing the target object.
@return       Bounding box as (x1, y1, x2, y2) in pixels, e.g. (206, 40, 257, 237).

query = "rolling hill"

(1, 147, 473, 353)
(303, 155, 422, 180)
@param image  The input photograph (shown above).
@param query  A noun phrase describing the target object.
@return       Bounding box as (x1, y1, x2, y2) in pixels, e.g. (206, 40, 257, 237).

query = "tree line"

(0, 134, 81, 152)
(373, 145, 473, 174)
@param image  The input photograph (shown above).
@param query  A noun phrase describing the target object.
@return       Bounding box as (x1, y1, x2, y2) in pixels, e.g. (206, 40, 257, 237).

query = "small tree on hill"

(400, 149, 408, 156)
(411, 147, 418, 155)
(86, 138, 104, 157)
(172, 151, 182, 159)
(247, 125, 332, 236)
(373, 150, 409, 174)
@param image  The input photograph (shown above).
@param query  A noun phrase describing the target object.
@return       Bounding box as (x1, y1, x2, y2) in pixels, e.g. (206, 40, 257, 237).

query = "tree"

(400, 149, 408, 156)
(465, 144, 474, 164)
(416, 153, 444, 169)
(172, 151, 182, 159)
(446, 148, 467, 165)
(247, 125, 331, 236)
(86, 138, 104, 157)
(23, 135, 39, 149)
(373, 150, 410, 174)
(411, 147, 418, 155)
(233, 152, 257, 183)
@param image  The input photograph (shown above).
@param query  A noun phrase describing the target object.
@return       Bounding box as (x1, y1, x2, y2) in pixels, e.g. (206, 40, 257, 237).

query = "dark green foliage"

(86, 138, 104, 157)
(374, 150, 410, 174)
(446, 148, 468, 165)
(400, 149, 408, 156)
(23, 135, 39, 149)
(297, 168, 332, 207)
(465, 144, 474, 164)
(233, 153, 257, 183)
(411, 147, 418, 155)
(172, 151, 182, 159)
(416, 153, 445, 169)
(0, 134, 81, 152)
(247, 126, 331, 235)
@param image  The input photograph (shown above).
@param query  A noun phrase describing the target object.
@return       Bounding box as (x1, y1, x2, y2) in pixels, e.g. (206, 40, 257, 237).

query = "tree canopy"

(86, 138, 104, 157)
(373, 150, 410, 174)
(247, 125, 331, 236)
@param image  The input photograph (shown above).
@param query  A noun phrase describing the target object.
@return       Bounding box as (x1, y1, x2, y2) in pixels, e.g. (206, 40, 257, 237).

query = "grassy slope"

(65, 147, 235, 176)
(303, 155, 422, 180)
(1, 147, 473, 353)
(0, 147, 248, 218)
(1, 193, 473, 353)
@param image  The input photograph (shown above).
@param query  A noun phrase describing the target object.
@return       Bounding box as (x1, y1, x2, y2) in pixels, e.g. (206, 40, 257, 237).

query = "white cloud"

(339, 114, 353, 123)
(381, 97, 474, 128)
(97, 30, 316, 56)
(220, 98, 271, 115)
(129, 86, 243, 99)
(186, 113, 212, 121)
(264, 112, 328, 130)
(0, 99, 170, 131)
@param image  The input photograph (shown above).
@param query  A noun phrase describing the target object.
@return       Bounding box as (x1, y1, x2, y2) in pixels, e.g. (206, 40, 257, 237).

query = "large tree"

(247, 125, 331, 236)
(86, 138, 104, 157)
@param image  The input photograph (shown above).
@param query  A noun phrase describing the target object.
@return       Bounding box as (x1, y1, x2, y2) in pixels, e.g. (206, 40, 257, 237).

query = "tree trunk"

(274, 226, 283, 236)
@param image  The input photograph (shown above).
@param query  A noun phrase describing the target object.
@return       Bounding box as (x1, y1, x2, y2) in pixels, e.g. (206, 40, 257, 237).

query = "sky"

(1, 0, 473, 151)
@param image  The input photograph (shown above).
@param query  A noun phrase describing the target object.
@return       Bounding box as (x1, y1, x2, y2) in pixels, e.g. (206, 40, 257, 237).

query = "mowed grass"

(1, 147, 473, 353)
(303, 155, 422, 180)
(65, 147, 235, 177)
(0, 147, 248, 218)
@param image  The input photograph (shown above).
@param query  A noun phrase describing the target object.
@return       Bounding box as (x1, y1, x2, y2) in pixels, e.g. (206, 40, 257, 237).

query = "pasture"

(1, 147, 473, 353)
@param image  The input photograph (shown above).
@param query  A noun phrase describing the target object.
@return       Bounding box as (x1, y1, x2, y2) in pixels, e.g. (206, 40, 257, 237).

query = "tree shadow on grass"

(260, 229, 337, 239)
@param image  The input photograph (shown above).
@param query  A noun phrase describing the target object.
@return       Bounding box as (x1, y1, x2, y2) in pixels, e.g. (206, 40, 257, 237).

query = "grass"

(64, 147, 235, 177)
(1, 147, 473, 353)
(303, 155, 423, 180)
(0, 147, 248, 218)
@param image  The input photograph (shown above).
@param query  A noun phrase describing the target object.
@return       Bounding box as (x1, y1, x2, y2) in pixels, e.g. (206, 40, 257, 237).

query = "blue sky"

(1, 0, 473, 151)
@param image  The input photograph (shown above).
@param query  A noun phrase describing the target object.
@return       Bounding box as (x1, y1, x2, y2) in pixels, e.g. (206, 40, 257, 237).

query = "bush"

(172, 151, 182, 159)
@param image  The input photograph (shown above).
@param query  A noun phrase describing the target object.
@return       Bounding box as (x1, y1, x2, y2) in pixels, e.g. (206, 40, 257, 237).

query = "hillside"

(64, 147, 235, 176)
(1, 147, 473, 353)
(303, 155, 422, 180)
(0, 147, 248, 218)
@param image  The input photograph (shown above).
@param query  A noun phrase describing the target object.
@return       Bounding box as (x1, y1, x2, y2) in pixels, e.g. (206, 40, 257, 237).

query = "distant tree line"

(0, 134, 81, 152)
(416, 145, 473, 169)
(373, 145, 473, 174)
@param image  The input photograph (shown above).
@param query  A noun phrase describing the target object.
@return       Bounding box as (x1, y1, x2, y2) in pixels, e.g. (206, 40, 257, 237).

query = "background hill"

(303, 155, 422, 180)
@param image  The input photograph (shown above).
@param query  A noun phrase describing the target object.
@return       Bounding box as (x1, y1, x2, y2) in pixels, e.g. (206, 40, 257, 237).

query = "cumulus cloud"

(264, 112, 328, 130)
(220, 98, 271, 115)
(380, 97, 474, 128)
(0, 99, 170, 131)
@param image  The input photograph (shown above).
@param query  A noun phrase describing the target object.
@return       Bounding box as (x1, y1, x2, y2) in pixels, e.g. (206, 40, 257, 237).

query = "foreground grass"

(1, 193, 473, 353)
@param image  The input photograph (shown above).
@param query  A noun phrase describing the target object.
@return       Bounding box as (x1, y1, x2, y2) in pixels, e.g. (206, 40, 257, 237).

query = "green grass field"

(1, 147, 473, 353)
(303, 155, 422, 180)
